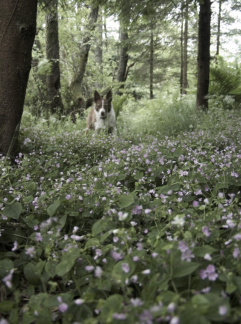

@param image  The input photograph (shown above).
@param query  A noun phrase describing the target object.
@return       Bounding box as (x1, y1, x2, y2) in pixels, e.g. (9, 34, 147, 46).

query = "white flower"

(171, 215, 185, 226)
(118, 212, 128, 221)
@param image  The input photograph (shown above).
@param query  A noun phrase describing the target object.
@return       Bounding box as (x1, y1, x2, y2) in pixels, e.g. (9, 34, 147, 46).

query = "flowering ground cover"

(0, 108, 241, 324)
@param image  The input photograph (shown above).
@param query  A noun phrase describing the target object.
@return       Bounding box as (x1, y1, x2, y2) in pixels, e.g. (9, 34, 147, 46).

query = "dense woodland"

(0, 0, 241, 323)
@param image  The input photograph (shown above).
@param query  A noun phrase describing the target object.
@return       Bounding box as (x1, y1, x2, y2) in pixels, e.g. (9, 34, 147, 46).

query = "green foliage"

(1, 94, 241, 323)
(209, 58, 241, 96)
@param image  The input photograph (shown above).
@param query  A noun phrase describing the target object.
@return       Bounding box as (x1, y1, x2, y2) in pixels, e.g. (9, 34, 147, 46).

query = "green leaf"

(0, 300, 14, 313)
(3, 202, 22, 220)
(56, 248, 80, 277)
(47, 200, 61, 217)
(118, 193, 135, 208)
(193, 245, 217, 257)
(100, 294, 123, 323)
(24, 262, 42, 285)
(173, 261, 200, 278)
(0, 259, 14, 278)
(92, 219, 109, 236)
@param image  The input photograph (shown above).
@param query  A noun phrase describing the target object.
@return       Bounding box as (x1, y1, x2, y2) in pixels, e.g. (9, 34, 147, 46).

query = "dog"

(86, 90, 116, 134)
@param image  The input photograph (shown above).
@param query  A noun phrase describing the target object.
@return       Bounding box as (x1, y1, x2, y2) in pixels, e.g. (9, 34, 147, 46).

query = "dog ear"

(106, 89, 112, 102)
(94, 90, 101, 102)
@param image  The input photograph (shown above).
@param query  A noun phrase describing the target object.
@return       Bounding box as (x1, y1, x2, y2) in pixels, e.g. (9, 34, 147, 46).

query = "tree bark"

(95, 13, 103, 89)
(45, 0, 64, 115)
(180, 1, 189, 95)
(71, 6, 99, 101)
(216, 0, 221, 58)
(196, 0, 211, 111)
(116, 20, 129, 96)
(0, 0, 37, 157)
(150, 29, 154, 99)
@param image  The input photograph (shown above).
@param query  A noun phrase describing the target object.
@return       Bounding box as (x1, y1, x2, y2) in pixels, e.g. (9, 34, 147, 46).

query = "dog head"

(94, 90, 112, 119)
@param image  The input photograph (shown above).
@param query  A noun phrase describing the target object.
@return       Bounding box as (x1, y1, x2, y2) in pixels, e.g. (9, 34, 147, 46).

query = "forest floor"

(0, 105, 241, 324)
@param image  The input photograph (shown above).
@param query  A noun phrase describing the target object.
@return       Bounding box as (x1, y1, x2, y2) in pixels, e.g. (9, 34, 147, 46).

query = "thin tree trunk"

(180, 0, 189, 95)
(116, 21, 129, 96)
(216, 0, 221, 57)
(95, 13, 103, 89)
(71, 6, 99, 101)
(183, 2, 189, 93)
(196, 0, 211, 111)
(150, 29, 154, 100)
(46, 0, 64, 115)
(0, 0, 37, 157)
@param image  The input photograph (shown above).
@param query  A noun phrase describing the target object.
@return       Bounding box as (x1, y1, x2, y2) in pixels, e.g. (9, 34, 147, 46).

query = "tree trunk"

(95, 13, 103, 89)
(46, 0, 64, 116)
(0, 0, 37, 157)
(216, 0, 221, 58)
(180, 1, 189, 95)
(196, 0, 211, 111)
(150, 29, 154, 99)
(71, 6, 99, 101)
(116, 21, 129, 96)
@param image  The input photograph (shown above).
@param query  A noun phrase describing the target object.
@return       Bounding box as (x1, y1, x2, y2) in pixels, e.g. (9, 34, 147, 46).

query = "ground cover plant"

(0, 99, 241, 324)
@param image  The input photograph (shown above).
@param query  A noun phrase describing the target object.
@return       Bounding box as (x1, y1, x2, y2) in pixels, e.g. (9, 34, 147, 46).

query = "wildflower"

(75, 299, 84, 305)
(142, 269, 151, 275)
(200, 264, 218, 281)
(121, 263, 130, 273)
(113, 313, 127, 320)
(202, 226, 211, 237)
(219, 305, 228, 316)
(139, 310, 153, 324)
(132, 205, 142, 215)
(12, 241, 18, 251)
(35, 232, 42, 242)
(25, 246, 36, 258)
(118, 212, 128, 221)
(65, 194, 72, 200)
(131, 298, 144, 307)
(170, 317, 180, 324)
(95, 266, 103, 278)
(172, 215, 185, 226)
(192, 200, 199, 207)
(70, 235, 85, 241)
(204, 253, 212, 261)
(85, 265, 94, 272)
(2, 269, 14, 288)
(167, 302, 176, 313)
(233, 247, 240, 258)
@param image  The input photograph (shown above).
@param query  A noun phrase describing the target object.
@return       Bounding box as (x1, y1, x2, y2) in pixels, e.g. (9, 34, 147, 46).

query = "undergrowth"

(0, 95, 241, 324)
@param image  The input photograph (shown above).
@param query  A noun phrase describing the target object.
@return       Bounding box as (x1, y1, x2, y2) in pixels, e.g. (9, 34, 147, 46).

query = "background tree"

(196, 0, 211, 111)
(45, 0, 64, 115)
(70, 4, 99, 102)
(0, 0, 37, 157)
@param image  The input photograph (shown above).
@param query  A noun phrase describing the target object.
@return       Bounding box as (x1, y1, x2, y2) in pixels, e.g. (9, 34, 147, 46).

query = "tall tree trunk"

(150, 29, 154, 100)
(46, 0, 64, 115)
(180, 1, 189, 95)
(0, 0, 37, 157)
(196, 0, 211, 111)
(216, 0, 221, 58)
(95, 13, 103, 89)
(116, 20, 129, 96)
(71, 6, 99, 101)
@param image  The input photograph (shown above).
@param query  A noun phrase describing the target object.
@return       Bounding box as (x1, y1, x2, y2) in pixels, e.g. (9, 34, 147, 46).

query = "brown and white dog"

(86, 90, 116, 134)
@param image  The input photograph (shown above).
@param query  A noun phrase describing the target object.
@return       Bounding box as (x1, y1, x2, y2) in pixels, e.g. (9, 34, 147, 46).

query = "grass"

(0, 94, 241, 324)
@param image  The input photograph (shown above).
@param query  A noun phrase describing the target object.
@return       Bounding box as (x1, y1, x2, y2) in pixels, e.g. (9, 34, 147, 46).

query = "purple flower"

(121, 263, 130, 273)
(233, 247, 240, 258)
(219, 305, 228, 316)
(113, 313, 127, 320)
(139, 310, 153, 324)
(200, 264, 218, 281)
(58, 303, 68, 313)
(35, 232, 42, 242)
(202, 226, 211, 237)
(192, 200, 199, 207)
(111, 251, 123, 261)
